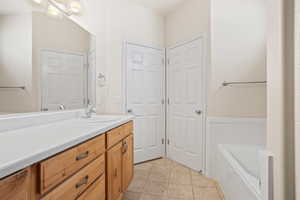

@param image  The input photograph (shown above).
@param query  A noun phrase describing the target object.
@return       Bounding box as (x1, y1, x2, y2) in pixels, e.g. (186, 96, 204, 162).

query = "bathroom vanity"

(0, 111, 134, 200)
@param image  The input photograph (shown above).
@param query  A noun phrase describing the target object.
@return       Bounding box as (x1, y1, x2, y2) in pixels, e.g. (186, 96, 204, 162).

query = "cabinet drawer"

(106, 122, 132, 149)
(0, 168, 31, 200)
(124, 121, 133, 135)
(77, 173, 105, 200)
(40, 134, 105, 194)
(42, 155, 105, 200)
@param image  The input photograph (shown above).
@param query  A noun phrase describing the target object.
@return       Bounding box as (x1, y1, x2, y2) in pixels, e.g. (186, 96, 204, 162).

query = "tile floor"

(123, 158, 224, 200)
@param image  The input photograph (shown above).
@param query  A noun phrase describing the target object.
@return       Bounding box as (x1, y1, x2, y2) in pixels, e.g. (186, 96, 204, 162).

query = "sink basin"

(85, 116, 122, 123)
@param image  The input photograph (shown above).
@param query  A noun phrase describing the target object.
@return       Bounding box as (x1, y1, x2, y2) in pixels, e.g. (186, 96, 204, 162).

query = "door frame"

(122, 41, 167, 158)
(40, 49, 88, 112)
(165, 35, 209, 173)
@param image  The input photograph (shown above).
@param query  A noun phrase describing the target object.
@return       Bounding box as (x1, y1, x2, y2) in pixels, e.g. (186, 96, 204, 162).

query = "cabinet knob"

(195, 110, 202, 115)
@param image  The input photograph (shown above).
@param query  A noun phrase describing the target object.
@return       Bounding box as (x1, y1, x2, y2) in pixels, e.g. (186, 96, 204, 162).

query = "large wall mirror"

(0, 1, 96, 115)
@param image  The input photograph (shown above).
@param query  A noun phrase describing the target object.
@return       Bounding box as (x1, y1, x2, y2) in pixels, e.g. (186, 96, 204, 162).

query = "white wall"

(0, 14, 33, 113)
(266, 0, 294, 199)
(70, 0, 107, 113)
(165, 0, 267, 118)
(165, 0, 210, 47)
(210, 0, 267, 117)
(104, 0, 165, 114)
(71, 0, 164, 114)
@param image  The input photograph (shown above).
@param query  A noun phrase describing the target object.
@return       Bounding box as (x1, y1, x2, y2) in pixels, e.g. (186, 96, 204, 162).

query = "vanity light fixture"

(32, 0, 44, 4)
(46, 4, 63, 18)
(31, 0, 82, 17)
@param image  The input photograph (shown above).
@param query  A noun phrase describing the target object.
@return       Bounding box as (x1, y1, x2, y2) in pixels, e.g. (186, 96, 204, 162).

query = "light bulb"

(47, 4, 63, 18)
(32, 0, 44, 4)
(68, 0, 82, 14)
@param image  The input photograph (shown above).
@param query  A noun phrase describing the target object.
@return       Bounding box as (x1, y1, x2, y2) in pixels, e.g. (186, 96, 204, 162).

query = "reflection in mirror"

(0, 4, 96, 114)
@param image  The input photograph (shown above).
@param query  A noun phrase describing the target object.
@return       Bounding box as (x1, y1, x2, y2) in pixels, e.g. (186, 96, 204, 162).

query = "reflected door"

(126, 43, 165, 163)
(41, 50, 86, 111)
(167, 38, 206, 171)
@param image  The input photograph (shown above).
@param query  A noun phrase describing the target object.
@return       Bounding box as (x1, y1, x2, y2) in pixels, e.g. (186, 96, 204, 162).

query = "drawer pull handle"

(75, 176, 89, 189)
(76, 151, 89, 161)
(114, 168, 118, 177)
(122, 143, 128, 154)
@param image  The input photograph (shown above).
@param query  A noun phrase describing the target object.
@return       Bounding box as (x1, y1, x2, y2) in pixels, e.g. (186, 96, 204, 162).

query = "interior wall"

(104, 0, 165, 114)
(70, 0, 107, 113)
(210, 0, 267, 117)
(71, 0, 164, 114)
(266, 0, 295, 199)
(296, 0, 300, 198)
(165, 0, 267, 118)
(0, 14, 33, 113)
(165, 0, 210, 47)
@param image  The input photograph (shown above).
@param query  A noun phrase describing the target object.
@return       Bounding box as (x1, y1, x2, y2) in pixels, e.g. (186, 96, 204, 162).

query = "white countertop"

(0, 114, 134, 179)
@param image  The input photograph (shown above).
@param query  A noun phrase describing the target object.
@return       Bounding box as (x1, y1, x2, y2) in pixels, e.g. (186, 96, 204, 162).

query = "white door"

(167, 38, 206, 171)
(126, 43, 165, 163)
(41, 50, 86, 111)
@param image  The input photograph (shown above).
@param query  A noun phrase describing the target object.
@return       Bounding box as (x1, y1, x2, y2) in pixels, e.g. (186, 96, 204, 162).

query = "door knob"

(127, 109, 133, 113)
(195, 110, 202, 115)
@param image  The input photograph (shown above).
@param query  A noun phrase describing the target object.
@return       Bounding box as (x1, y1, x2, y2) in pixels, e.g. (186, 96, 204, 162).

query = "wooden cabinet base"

(0, 121, 134, 200)
(0, 168, 31, 200)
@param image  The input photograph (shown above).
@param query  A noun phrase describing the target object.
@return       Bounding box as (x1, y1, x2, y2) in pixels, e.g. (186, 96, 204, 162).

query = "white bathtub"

(215, 144, 273, 200)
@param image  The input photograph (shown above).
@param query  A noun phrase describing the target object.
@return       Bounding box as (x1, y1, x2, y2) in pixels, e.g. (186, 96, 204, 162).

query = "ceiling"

(129, 0, 188, 15)
(0, 1, 33, 15)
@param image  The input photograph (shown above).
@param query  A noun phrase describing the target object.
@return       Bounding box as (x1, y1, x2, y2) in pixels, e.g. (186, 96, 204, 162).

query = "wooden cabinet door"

(0, 168, 31, 200)
(77, 173, 105, 200)
(107, 143, 123, 200)
(122, 134, 134, 191)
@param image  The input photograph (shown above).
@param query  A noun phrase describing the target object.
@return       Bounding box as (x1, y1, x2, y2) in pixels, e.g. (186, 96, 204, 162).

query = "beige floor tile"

(127, 158, 224, 200)
(128, 177, 147, 193)
(148, 169, 170, 182)
(140, 194, 164, 200)
(151, 158, 173, 169)
(165, 184, 194, 200)
(192, 174, 216, 187)
(123, 192, 142, 200)
(134, 168, 151, 179)
(143, 180, 168, 196)
(135, 162, 153, 171)
(172, 164, 191, 174)
(193, 187, 221, 200)
(169, 171, 192, 185)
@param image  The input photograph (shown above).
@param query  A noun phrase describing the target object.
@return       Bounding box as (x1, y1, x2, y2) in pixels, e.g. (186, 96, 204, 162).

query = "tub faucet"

(82, 104, 96, 118)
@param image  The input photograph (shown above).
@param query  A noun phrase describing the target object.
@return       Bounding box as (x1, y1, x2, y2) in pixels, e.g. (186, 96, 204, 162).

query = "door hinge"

(162, 138, 165, 145)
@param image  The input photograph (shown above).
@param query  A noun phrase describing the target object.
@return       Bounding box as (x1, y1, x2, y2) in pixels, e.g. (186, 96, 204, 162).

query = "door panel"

(167, 38, 205, 171)
(107, 143, 122, 200)
(122, 134, 134, 191)
(126, 43, 165, 163)
(41, 50, 86, 111)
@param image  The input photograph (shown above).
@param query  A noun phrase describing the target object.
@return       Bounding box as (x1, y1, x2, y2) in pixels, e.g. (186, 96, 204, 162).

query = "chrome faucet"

(82, 104, 96, 118)
(58, 104, 66, 111)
